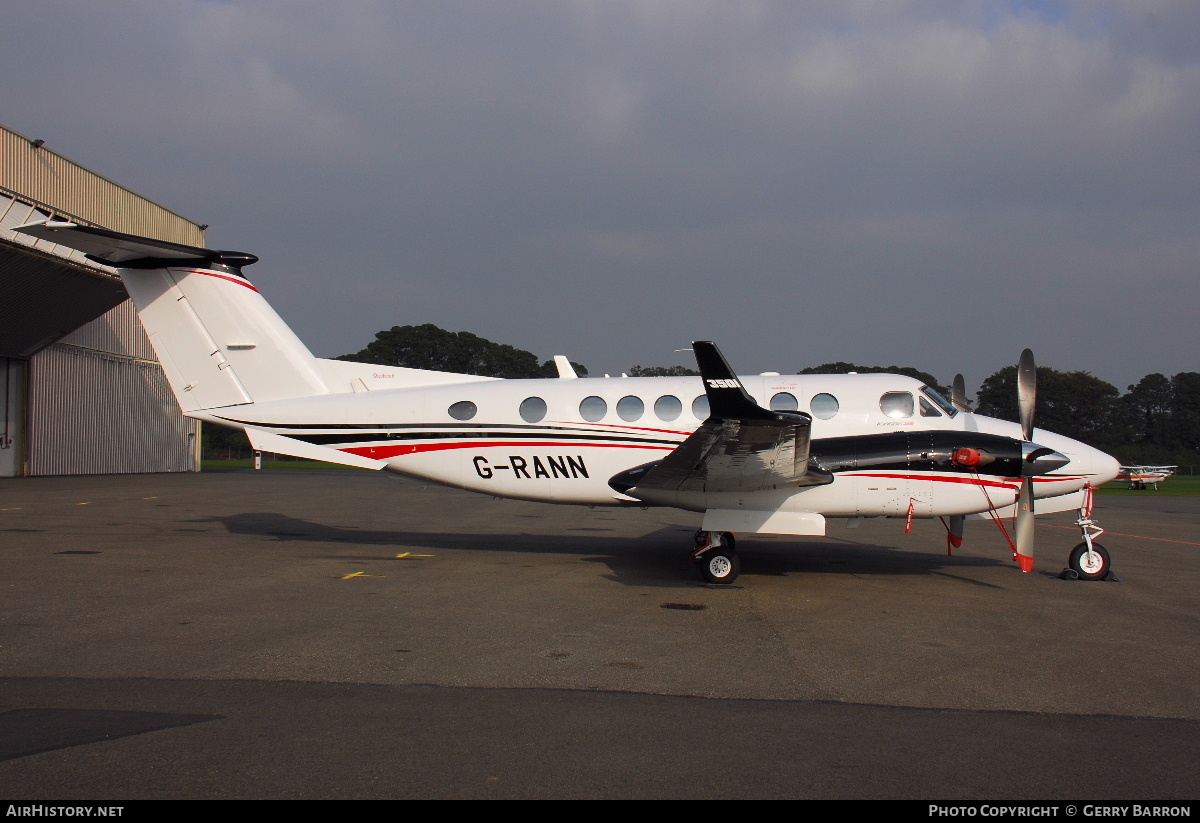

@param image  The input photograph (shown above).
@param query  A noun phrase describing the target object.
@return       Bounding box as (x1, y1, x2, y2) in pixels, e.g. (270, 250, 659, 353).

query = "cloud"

(2, 1, 1197, 388)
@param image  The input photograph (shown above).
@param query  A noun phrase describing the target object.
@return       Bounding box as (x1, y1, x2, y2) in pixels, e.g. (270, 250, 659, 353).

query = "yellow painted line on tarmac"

(1, 508, 19, 511)
(143, 497, 157, 500)
(341, 571, 385, 580)
(395, 552, 410, 558)
(76, 502, 90, 506)
(395, 552, 435, 559)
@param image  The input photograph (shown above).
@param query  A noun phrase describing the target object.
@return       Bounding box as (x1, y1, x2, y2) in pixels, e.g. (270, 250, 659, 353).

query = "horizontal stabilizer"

(245, 428, 387, 470)
(18, 221, 330, 409)
(14, 221, 257, 270)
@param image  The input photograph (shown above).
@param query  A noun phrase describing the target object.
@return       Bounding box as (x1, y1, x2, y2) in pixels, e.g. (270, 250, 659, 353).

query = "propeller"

(1014, 348, 1038, 572)
(947, 350, 1059, 573)
(946, 514, 964, 555)
(951, 374, 972, 412)
(1017, 348, 1037, 442)
(947, 376, 971, 553)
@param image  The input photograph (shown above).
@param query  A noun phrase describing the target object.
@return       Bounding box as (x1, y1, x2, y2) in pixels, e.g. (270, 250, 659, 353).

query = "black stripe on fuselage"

(220, 418, 1034, 480)
(213, 417, 686, 434)
(249, 429, 684, 448)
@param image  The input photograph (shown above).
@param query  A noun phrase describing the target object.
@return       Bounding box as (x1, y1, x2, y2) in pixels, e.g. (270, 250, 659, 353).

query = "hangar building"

(0, 123, 207, 477)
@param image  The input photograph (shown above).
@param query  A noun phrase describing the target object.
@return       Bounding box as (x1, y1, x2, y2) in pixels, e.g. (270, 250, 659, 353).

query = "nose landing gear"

(691, 530, 739, 584)
(1062, 485, 1119, 581)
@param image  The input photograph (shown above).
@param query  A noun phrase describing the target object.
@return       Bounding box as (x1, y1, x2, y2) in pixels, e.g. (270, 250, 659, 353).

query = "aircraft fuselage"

(201, 371, 1119, 520)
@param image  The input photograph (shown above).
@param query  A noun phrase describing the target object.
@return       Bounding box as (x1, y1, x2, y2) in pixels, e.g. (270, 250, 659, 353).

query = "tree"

(202, 422, 250, 458)
(628, 365, 700, 377)
(338, 324, 586, 379)
(798, 362, 948, 396)
(1170, 372, 1200, 454)
(1122, 373, 1174, 447)
(975, 366, 1123, 449)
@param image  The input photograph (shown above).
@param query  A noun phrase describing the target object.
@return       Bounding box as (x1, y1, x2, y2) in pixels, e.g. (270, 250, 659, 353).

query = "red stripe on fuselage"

(341, 440, 678, 459)
(853, 472, 1019, 491)
(550, 420, 694, 437)
(853, 472, 1085, 491)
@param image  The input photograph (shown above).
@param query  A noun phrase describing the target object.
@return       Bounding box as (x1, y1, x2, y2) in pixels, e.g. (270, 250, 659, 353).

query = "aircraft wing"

(623, 342, 832, 496)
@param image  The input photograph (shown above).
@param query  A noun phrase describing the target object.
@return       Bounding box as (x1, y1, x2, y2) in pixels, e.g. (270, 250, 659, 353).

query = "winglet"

(692, 341, 775, 420)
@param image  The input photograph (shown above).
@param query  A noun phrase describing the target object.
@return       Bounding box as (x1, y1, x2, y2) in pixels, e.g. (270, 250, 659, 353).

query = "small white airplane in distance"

(17, 221, 1122, 584)
(1116, 465, 1177, 490)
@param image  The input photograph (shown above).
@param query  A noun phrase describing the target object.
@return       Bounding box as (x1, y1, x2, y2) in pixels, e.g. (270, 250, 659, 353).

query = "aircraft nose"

(1093, 450, 1121, 486)
(1059, 443, 1121, 486)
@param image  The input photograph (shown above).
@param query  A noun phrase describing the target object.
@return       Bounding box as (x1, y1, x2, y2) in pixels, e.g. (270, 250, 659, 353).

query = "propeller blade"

(947, 514, 964, 555)
(1014, 479, 1035, 572)
(1017, 348, 1036, 442)
(951, 374, 972, 412)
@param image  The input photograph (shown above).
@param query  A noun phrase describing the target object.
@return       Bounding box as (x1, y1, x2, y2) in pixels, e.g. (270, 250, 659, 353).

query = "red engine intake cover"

(953, 447, 981, 467)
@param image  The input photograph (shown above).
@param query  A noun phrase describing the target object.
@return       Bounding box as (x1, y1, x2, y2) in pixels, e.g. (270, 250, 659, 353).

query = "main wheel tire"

(1069, 542, 1111, 581)
(700, 550, 740, 584)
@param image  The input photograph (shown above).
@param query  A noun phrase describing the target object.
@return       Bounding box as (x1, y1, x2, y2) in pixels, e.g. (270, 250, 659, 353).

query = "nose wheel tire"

(1069, 542, 1111, 581)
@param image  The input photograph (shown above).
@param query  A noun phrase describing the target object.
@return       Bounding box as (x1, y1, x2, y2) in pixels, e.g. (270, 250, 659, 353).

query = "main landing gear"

(691, 530, 739, 584)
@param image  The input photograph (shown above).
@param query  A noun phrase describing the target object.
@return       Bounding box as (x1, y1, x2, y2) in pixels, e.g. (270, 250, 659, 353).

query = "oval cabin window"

(520, 396, 548, 423)
(654, 395, 682, 421)
(448, 400, 477, 421)
(617, 395, 644, 422)
(579, 396, 607, 422)
(770, 392, 799, 412)
(810, 393, 839, 420)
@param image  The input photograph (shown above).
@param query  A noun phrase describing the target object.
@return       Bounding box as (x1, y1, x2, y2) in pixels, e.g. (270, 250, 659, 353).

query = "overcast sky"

(3, 1, 1197, 392)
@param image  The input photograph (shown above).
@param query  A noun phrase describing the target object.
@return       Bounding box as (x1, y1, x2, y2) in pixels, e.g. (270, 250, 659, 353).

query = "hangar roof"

(0, 123, 206, 359)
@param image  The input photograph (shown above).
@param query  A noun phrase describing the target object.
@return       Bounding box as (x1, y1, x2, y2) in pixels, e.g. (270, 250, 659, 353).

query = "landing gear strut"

(691, 530, 739, 584)
(1063, 485, 1116, 581)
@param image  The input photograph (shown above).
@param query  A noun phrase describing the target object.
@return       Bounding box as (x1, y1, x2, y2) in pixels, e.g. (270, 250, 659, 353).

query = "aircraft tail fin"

(14, 221, 329, 411)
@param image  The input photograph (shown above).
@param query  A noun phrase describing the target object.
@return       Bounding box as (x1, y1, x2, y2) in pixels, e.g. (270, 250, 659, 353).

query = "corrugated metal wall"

(1, 125, 203, 246)
(56, 298, 159, 361)
(0, 123, 207, 476)
(27, 302, 200, 476)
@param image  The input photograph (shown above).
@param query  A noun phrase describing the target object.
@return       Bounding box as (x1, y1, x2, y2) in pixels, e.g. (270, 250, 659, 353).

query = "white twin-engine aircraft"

(18, 221, 1121, 584)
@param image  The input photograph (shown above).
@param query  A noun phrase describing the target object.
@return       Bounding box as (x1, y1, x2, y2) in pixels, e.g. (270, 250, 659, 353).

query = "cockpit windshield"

(920, 385, 958, 418)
